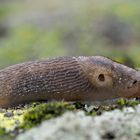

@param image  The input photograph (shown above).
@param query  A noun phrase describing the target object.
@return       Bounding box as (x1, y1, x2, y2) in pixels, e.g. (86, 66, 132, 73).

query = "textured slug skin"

(0, 56, 140, 108)
(0, 57, 93, 107)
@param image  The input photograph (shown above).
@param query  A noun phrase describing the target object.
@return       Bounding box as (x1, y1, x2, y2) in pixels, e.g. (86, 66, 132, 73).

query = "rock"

(16, 105, 140, 140)
(4, 111, 14, 117)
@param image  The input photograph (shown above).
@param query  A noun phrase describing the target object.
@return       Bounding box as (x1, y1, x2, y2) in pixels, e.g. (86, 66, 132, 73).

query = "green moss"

(73, 102, 114, 116)
(73, 102, 86, 109)
(85, 105, 114, 116)
(117, 98, 126, 105)
(86, 110, 97, 116)
(0, 127, 6, 135)
(0, 127, 14, 140)
(21, 102, 75, 129)
(85, 99, 140, 116)
(117, 98, 139, 107)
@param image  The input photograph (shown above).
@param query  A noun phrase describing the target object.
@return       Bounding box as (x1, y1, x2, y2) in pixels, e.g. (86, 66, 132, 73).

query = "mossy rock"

(21, 102, 76, 129)
(21, 99, 140, 130)
(0, 99, 140, 139)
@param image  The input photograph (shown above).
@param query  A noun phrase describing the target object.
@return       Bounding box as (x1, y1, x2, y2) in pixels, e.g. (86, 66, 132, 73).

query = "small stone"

(84, 105, 94, 112)
(4, 111, 14, 117)
(16, 110, 23, 116)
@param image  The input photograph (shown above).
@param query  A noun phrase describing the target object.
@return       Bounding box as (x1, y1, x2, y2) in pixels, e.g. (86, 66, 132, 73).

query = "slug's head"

(80, 56, 140, 100)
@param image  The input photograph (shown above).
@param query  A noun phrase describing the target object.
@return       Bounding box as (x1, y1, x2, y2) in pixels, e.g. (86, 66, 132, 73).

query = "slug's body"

(0, 56, 140, 107)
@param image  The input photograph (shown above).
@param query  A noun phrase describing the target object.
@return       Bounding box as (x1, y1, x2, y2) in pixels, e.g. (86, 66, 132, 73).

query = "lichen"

(16, 107, 140, 140)
(0, 108, 26, 133)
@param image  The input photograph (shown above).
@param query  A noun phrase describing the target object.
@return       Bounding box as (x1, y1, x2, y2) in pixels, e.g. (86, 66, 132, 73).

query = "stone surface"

(4, 111, 14, 117)
(16, 105, 140, 140)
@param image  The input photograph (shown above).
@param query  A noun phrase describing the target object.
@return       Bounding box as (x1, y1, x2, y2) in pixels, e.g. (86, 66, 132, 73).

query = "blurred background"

(0, 0, 140, 68)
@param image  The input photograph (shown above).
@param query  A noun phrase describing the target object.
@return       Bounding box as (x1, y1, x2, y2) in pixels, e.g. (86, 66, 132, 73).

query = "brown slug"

(0, 56, 140, 108)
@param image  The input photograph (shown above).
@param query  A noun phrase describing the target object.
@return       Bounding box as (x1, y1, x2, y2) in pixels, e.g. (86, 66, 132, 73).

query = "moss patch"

(0, 127, 6, 135)
(117, 98, 139, 106)
(73, 99, 140, 116)
(21, 102, 76, 129)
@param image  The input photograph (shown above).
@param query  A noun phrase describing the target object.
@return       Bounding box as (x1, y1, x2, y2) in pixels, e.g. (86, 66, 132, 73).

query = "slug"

(0, 56, 140, 108)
